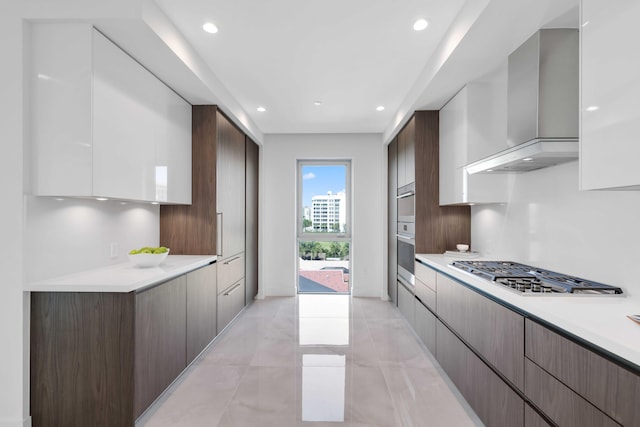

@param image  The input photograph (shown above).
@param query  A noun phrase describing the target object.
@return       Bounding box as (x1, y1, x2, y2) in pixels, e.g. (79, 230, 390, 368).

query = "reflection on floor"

(137, 295, 483, 427)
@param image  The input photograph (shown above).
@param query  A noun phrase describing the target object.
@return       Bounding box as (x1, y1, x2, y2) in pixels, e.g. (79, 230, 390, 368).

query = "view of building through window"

(298, 163, 350, 293)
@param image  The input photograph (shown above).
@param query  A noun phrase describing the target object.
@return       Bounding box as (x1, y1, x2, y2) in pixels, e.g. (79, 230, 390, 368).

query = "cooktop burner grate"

(451, 260, 623, 295)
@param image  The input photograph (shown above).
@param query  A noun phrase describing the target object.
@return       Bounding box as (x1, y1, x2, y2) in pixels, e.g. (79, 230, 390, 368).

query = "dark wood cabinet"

(387, 137, 398, 304)
(413, 111, 470, 254)
(134, 276, 187, 418)
(397, 281, 415, 328)
(30, 265, 220, 427)
(525, 319, 639, 426)
(186, 264, 217, 364)
(524, 358, 619, 427)
(414, 299, 436, 354)
(525, 403, 552, 427)
(161, 105, 218, 255)
(245, 137, 259, 303)
(217, 111, 246, 259)
(397, 116, 415, 187)
(217, 279, 246, 334)
(436, 320, 524, 426)
(437, 272, 524, 389)
(30, 292, 135, 427)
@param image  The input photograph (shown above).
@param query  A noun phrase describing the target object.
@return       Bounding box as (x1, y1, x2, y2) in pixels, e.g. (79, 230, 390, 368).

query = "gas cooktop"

(451, 261, 623, 295)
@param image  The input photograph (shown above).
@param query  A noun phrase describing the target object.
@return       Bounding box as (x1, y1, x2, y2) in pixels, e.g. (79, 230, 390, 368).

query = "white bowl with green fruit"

(128, 246, 170, 268)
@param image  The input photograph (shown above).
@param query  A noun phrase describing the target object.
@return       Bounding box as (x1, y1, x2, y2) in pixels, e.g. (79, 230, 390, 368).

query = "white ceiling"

(155, 0, 465, 134)
(99, 0, 579, 142)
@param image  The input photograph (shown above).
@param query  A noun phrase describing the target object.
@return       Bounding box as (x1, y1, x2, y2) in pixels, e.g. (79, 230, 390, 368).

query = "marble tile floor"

(137, 295, 483, 427)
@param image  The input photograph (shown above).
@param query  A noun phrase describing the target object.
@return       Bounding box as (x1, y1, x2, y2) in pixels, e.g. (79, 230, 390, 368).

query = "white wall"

(23, 197, 158, 282)
(471, 160, 640, 296)
(0, 14, 29, 427)
(260, 134, 386, 298)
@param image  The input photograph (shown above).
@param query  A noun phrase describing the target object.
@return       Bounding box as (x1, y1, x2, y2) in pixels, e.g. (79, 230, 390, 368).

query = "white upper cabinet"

(580, 0, 640, 190)
(439, 75, 508, 205)
(30, 23, 192, 204)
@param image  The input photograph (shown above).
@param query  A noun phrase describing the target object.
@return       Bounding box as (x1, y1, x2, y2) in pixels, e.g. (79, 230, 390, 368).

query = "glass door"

(297, 161, 351, 294)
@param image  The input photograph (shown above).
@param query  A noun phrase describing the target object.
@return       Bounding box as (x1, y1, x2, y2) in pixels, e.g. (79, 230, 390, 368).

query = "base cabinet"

(134, 276, 187, 418)
(397, 281, 415, 328)
(186, 264, 217, 363)
(414, 299, 436, 354)
(524, 359, 619, 427)
(525, 404, 552, 427)
(30, 263, 218, 427)
(436, 320, 524, 426)
(217, 279, 246, 334)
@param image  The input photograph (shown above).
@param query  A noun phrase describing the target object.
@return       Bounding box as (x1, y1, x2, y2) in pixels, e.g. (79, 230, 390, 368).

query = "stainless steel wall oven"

(396, 182, 415, 288)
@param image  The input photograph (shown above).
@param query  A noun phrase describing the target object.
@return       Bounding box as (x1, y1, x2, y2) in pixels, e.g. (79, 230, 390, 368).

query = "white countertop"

(416, 253, 640, 370)
(25, 255, 216, 293)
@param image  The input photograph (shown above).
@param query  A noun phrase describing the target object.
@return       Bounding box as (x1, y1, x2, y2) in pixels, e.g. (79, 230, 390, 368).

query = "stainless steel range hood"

(466, 29, 579, 175)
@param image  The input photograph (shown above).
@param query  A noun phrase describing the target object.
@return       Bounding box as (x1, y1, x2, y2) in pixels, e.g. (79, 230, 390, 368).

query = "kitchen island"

(25, 255, 218, 427)
(415, 253, 640, 427)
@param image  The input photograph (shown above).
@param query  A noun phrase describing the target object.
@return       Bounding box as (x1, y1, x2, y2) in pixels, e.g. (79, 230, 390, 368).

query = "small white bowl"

(128, 250, 169, 268)
(456, 244, 469, 252)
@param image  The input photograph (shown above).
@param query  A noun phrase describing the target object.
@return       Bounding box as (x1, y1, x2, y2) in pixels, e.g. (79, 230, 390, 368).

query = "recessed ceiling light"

(202, 22, 218, 34)
(523, 158, 533, 162)
(257, 106, 266, 112)
(313, 101, 322, 106)
(413, 19, 429, 31)
(376, 106, 385, 111)
(586, 105, 599, 112)
(487, 169, 494, 172)
(96, 197, 108, 201)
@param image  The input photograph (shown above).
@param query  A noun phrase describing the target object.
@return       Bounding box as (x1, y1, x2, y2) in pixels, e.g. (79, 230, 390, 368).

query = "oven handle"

(396, 234, 415, 244)
(396, 191, 415, 199)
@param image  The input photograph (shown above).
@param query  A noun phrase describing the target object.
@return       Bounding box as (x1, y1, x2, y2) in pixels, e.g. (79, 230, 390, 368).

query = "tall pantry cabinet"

(161, 106, 258, 333)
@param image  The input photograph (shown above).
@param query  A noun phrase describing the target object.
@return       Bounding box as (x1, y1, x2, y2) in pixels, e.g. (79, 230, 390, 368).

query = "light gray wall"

(471, 160, 640, 296)
(260, 133, 386, 298)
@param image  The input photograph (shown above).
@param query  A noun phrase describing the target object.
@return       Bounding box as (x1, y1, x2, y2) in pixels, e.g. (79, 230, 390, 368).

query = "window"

(297, 161, 351, 293)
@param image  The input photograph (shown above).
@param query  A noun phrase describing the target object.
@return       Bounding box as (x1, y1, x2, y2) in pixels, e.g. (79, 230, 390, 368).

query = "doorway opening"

(297, 161, 351, 294)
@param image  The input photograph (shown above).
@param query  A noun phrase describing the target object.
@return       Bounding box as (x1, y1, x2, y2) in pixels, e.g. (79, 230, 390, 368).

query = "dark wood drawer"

(414, 299, 436, 354)
(437, 320, 524, 427)
(524, 358, 620, 427)
(525, 319, 639, 426)
(217, 252, 244, 293)
(525, 403, 552, 427)
(437, 272, 524, 389)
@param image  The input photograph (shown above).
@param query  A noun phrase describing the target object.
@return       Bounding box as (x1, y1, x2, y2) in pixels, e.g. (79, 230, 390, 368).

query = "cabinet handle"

(216, 212, 223, 257)
(224, 282, 242, 296)
(223, 256, 241, 265)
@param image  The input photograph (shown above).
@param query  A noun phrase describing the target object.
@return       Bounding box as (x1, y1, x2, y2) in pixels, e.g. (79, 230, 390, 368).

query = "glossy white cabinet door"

(92, 30, 156, 201)
(580, 0, 640, 190)
(30, 24, 93, 197)
(439, 83, 507, 205)
(156, 88, 191, 204)
(30, 24, 192, 204)
(439, 86, 467, 205)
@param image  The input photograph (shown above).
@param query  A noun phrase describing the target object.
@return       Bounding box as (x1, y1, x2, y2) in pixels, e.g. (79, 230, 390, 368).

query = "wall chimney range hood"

(466, 29, 579, 175)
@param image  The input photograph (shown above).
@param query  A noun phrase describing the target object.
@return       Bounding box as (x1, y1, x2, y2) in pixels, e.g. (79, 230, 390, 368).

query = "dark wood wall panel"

(413, 110, 470, 253)
(31, 292, 135, 427)
(160, 105, 218, 254)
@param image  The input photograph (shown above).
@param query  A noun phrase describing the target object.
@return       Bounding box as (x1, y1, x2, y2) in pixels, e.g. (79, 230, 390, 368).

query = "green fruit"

(140, 249, 152, 254)
(129, 249, 139, 255)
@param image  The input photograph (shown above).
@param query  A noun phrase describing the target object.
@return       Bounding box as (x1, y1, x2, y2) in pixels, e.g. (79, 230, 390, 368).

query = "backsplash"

(24, 196, 158, 282)
(471, 160, 640, 296)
